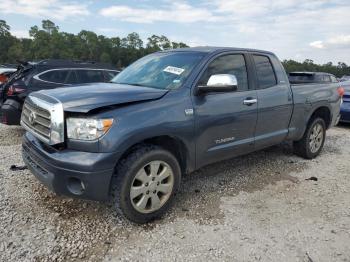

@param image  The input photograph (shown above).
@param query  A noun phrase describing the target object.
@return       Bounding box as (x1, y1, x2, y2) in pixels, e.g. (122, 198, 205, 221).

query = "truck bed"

(288, 82, 341, 140)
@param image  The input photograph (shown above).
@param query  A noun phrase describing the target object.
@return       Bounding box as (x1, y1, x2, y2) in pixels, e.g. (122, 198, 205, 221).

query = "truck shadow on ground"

(337, 122, 350, 129)
(34, 142, 307, 224)
(31, 130, 343, 226)
(170, 143, 305, 225)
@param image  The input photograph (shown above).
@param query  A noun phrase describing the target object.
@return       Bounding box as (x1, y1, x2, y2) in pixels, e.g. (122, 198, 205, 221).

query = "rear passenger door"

(252, 54, 293, 150)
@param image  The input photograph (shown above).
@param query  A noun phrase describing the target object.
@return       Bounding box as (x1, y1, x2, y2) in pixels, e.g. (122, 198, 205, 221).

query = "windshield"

(111, 52, 205, 90)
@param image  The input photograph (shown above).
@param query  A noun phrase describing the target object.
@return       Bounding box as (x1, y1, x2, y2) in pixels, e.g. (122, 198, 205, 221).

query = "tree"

(42, 20, 59, 34)
(282, 59, 350, 77)
(0, 20, 11, 36)
(146, 35, 161, 51)
(100, 52, 111, 63)
(125, 32, 143, 49)
(0, 20, 16, 62)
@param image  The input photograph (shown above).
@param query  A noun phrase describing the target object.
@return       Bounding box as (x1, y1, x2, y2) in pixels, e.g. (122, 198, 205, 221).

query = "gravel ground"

(0, 123, 349, 262)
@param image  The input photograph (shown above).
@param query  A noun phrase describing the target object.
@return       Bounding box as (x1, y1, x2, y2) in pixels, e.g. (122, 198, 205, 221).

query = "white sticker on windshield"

(163, 66, 185, 75)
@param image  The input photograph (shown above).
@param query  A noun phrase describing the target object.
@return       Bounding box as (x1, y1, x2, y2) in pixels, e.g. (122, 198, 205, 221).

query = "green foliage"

(0, 20, 189, 69)
(0, 20, 11, 36)
(0, 20, 16, 63)
(282, 59, 350, 78)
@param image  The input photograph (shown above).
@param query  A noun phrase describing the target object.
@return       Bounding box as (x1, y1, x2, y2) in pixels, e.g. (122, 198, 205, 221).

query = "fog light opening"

(67, 177, 85, 195)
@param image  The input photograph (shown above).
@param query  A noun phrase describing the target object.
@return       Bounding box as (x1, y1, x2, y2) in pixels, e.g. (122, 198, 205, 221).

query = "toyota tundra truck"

(21, 47, 343, 223)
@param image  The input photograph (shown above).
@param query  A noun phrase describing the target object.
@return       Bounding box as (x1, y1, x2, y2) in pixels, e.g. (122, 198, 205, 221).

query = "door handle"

(243, 98, 257, 106)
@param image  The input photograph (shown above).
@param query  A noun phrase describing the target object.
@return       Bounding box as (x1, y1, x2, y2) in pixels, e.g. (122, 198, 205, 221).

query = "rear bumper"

(22, 132, 121, 201)
(0, 99, 22, 125)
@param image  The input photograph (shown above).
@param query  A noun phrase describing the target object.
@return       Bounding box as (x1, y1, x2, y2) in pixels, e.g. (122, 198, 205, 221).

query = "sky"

(1, 0, 350, 64)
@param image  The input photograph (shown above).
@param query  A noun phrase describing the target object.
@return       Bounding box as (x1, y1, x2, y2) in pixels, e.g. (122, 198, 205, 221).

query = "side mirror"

(197, 74, 238, 94)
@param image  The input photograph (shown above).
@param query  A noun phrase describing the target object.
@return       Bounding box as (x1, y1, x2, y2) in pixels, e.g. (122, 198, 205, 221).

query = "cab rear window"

(253, 55, 277, 89)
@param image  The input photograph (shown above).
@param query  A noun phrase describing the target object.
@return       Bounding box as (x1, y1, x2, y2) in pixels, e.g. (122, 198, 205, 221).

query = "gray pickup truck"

(21, 47, 342, 223)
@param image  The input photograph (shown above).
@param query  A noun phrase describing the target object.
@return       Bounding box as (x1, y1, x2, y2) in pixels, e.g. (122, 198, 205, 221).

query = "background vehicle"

(340, 80, 350, 123)
(21, 47, 342, 223)
(0, 72, 13, 84)
(340, 75, 350, 82)
(0, 60, 119, 125)
(0, 64, 17, 75)
(0, 64, 17, 84)
(288, 72, 338, 84)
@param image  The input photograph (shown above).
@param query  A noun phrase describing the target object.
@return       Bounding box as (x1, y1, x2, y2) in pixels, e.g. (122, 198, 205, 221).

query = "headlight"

(66, 118, 114, 141)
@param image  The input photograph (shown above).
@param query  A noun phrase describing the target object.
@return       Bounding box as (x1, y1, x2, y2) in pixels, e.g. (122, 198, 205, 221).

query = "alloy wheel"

(309, 123, 324, 153)
(130, 161, 174, 214)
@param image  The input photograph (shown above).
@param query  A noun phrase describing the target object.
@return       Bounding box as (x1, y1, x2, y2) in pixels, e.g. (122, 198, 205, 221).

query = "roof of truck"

(165, 46, 275, 55)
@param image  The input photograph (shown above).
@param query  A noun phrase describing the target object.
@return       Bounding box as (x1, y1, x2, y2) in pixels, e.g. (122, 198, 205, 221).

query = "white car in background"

(0, 68, 17, 74)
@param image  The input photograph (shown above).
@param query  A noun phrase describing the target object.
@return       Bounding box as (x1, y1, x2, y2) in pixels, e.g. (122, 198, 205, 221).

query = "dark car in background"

(288, 72, 338, 84)
(340, 80, 350, 123)
(0, 60, 119, 125)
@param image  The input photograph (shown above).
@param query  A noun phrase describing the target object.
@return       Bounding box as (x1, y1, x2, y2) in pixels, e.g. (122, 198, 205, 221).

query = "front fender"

(97, 89, 196, 171)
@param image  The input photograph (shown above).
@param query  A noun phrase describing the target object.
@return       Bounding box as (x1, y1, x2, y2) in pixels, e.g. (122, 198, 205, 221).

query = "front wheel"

(110, 145, 181, 224)
(293, 117, 326, 159)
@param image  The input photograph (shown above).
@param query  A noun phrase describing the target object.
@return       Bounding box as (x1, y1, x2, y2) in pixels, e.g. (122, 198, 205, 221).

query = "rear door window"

(76, 70, 105, 83)
(39, 70, 70, 84)
(253, 55, 277, 89)
(65, 71, 78, 84)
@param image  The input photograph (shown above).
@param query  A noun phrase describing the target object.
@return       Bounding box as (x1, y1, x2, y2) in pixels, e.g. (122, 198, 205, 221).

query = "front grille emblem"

(28, 112, 37, 125)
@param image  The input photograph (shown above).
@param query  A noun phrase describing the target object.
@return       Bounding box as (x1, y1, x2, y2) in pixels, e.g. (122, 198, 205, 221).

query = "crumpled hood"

(34, 83, 168, 113)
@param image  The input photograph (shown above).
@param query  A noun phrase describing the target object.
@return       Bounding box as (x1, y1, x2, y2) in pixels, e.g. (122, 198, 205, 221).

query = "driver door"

(192, 53, 258, 168)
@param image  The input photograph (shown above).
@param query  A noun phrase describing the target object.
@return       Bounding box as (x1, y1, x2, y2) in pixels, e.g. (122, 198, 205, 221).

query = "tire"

(110, 145, 181, 224)
(293, 117, 326, 159)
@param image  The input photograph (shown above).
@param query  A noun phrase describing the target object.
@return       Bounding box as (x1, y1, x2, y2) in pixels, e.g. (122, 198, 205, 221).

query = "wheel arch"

(114, 135, 192, 176)
(308, 105, 332, 129)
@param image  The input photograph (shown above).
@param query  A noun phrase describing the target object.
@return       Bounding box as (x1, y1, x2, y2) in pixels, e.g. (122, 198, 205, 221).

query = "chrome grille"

(21, 100, 51, 142)
(21, 94, 64, 145)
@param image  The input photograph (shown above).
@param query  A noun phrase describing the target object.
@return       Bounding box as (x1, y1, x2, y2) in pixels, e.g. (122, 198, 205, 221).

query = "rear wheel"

(294, 117, 326, 159)
(110, 145, 181, 224)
